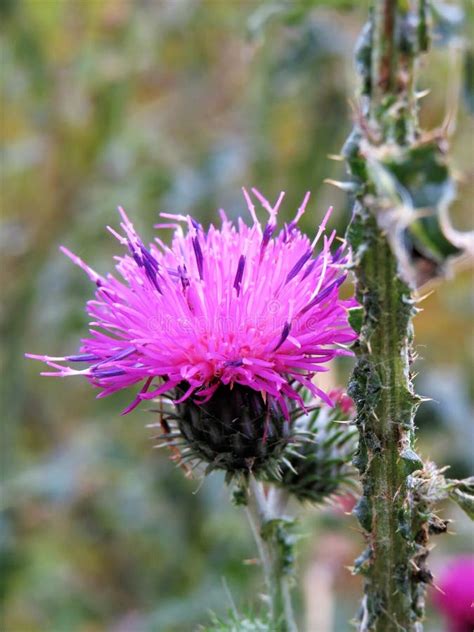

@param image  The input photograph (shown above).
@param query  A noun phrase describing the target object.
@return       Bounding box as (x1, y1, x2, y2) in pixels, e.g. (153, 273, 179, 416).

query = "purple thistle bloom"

(27, 188, 357, 420)
(433, 555, 474, 632)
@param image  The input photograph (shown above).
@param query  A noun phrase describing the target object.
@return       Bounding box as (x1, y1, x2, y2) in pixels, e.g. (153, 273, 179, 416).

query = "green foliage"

(345, 126, 464, 287)
(376, 139, 461, 278)
(348, 306, 364, 335)
(446, 476, 474, 520)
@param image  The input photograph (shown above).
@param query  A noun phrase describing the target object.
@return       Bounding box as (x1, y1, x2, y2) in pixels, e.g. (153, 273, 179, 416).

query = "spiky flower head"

(27, 189, 356, 475)
(273, 389, 357, 503)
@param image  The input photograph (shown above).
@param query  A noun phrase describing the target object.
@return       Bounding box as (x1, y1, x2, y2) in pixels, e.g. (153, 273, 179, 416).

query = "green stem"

(246, 478, 297, 632)
(349, 208, 419, 631)
(345, 1, 433, 630)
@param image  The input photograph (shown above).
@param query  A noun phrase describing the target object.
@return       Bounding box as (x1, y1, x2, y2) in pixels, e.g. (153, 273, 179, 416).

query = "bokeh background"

(1, 1, 473, 631)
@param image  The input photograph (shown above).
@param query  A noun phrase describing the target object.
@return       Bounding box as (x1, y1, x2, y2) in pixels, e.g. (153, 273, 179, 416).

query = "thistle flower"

(433, 555, 474, 632)
(27, 189, 356, 475)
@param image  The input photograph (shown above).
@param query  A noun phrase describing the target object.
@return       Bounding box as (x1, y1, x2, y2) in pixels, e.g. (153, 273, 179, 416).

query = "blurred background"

(1, 1, 473, 631)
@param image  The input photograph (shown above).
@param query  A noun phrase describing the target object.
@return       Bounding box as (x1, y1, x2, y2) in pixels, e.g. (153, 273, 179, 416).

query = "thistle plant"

(27, 188, 356, 630)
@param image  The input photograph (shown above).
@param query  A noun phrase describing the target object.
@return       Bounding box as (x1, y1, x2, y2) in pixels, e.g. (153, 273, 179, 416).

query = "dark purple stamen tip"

(300, 275, 347, 315)
(283, 221, 298, 242)
(140, 245, 159, 272)
(225, 359, 244, 367)
(261, 223, 276, 253)
(332, 245, 345, 263)
(132, 252, 143, 268)
(302, 259, 317, 281)
(145, 266, 162, 293)
(286, 250, 312, 283)
(112, 347, 136, 361)
(191, 217, 201, 231)
(127, 239, 141, 264)
(178, 265, 190, 290)
(273, 322, 291, 352)
(131, 244, 161, 293)
(233, 255, 246, 295)
(66, 353, 101, 362)
(192, 237, 204, 280)
(98, 288, 115, 301)
(92, 368, 127, 378)
(94, 346, 136, 367)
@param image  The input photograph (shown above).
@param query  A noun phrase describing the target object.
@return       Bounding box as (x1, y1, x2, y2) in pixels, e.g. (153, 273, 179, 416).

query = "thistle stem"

(349, 210, 419, 631)
(345, 1, 433, 630)
(246, 477, 297, 632)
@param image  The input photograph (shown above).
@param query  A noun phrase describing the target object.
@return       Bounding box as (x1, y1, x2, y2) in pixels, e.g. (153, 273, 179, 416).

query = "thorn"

(192, 476, 206, 495)
(416, 88, 430, 100)
(414, 289, 435, 304)
(323, 178, 358, 192)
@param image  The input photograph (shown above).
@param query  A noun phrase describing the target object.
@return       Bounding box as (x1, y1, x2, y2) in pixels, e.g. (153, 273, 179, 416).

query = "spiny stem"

(345, 1, 434, 630)
(246, 478, 297, 632)
(349, 209, 419, 631)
